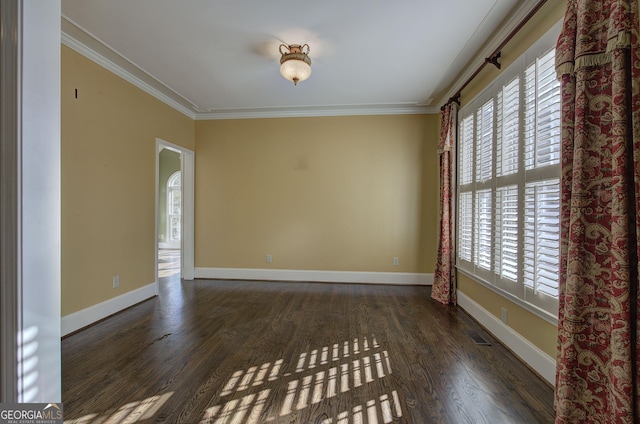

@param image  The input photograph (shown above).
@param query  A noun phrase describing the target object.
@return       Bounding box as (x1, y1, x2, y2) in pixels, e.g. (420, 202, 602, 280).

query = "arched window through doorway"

(167, 171, 181, 244)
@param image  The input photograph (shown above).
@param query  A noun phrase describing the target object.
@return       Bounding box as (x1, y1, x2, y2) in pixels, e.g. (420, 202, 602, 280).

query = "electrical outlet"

(393, 257, 399, 266)
(501, 307, 508, 324)
(266, 254, 272, 263)
(113, 275, 120, 288)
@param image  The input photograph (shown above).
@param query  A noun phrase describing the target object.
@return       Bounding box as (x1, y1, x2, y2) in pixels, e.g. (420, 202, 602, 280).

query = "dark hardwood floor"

(62, 254, 554, 423)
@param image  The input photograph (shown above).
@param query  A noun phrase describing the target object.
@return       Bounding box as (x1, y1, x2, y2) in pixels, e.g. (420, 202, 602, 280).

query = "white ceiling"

(61, 0, 533, 119)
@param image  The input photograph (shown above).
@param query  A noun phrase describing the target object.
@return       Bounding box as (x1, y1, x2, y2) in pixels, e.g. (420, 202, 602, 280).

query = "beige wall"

(61, 45, 195, 316)
(458, 274, 558, 358)
(195, 114, 439, 273)
(453, 0, 567, 359)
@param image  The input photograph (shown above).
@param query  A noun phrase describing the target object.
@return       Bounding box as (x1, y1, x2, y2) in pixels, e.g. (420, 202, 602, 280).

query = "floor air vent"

(464, 330, 492, 346)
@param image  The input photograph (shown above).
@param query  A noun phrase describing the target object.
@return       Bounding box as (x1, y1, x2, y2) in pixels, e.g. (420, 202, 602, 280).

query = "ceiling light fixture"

(279, 44, 311, 86)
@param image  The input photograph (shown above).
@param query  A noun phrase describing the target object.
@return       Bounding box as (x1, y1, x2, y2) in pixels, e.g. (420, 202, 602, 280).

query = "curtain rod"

(441, 0, 549, 111)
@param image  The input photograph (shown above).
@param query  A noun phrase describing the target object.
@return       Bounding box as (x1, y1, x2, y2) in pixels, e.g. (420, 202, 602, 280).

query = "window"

(167, 171, 181, 243)
(456, 24, 561, 321)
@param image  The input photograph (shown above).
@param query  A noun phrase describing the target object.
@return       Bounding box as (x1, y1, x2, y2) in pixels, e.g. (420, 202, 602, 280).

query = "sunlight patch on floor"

(200, 334, 403, 423)
(64, 392, 173, 424)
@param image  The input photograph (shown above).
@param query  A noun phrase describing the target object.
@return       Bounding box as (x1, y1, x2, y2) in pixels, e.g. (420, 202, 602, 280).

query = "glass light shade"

(280, 59, 312, 84)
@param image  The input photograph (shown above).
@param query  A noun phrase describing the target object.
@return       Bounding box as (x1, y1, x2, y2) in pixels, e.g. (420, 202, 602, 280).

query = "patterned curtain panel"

(431, 103, 457, 305)
(554, 0, 640, 422)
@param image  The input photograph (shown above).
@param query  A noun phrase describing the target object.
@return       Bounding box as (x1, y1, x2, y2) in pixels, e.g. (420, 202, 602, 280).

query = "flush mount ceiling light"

(279, 44, 311, 85)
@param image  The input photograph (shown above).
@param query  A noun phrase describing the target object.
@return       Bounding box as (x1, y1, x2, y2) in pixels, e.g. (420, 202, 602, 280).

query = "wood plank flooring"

(62, 259, 554, 423)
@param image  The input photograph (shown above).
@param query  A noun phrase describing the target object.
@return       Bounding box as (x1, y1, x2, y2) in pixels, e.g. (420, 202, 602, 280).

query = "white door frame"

(1, 0, 62, 402)
(0, 0, 22, 401)
(156, 139, 195, 280)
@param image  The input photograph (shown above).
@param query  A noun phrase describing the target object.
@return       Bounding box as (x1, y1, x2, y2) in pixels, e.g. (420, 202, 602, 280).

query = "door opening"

(156, 139, 195, 283)
(158, 149, 181, 280)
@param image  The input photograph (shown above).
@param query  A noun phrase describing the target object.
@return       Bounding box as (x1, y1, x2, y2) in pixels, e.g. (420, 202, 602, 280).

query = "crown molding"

(195, 104, 437, 120)
(61, 16, 437, 121)
(436, 0, 550, 108)
(61, 16, 198, 119)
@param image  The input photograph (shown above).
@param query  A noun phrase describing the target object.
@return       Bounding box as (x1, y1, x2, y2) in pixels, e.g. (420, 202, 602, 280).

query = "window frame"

(455, 21, 562, 324)
(167, 170, 182, 244)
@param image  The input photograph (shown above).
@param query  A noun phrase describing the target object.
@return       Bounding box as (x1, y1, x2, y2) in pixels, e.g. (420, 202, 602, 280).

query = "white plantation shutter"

(524, 180, 560, 296)
(497, 77, 520, 177)
(459, 116, 475, 185)
(458, 114, 475, 264)
(522, 48, 561, 313)
(476, 101, 493, 183)
(458, 192, 473, 262)
(495, 186, 519, 282)
(474, 189, 492, 270)
(456, 24, 561, 321)
(524, 49, 561, 170)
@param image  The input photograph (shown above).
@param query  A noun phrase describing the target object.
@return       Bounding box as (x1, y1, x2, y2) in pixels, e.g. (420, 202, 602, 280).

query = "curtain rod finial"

(486, 52, 502, 69)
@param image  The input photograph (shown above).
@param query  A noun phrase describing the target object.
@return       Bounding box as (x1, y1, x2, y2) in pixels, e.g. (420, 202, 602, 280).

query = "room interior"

(2, 0, 575, 414)
(58, 0, 565, 385)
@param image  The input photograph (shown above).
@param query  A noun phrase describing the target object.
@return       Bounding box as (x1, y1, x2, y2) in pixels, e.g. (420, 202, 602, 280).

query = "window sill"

(456, 266, 558, 326)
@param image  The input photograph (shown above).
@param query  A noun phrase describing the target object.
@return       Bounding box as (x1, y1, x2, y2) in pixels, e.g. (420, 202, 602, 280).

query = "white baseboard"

(457, 290, 556, 386)
(194, 267, 433, 286)
(61, 282, 158, 336)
